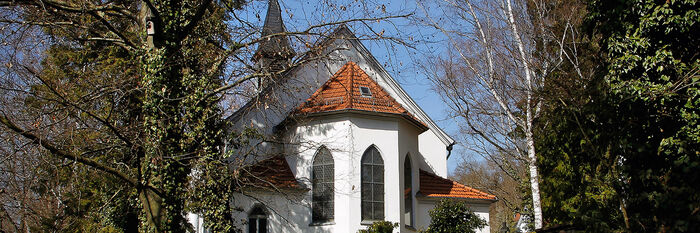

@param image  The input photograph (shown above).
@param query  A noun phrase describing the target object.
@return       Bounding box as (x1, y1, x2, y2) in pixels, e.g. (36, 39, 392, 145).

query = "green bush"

(358, 221, 398, 233)
(424, 200, 486, 233)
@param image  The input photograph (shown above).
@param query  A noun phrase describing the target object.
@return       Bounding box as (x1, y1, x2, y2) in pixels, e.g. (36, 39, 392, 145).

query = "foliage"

(423, 199, 486, 233)
(537, 0, 700, 231)
(536, 76, 627, 231)
(533, 1, 623, 230)
(358, 221, 398, 233)
(14, 11, 143, 233)
(588, 0, 700, 231)
(1, 0, 236, 232)
(138, 1, 233, 231)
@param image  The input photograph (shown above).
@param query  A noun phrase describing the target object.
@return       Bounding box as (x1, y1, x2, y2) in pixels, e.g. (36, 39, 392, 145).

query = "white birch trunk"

(526, 112, 543, 229)
(504, 0, 543, 228)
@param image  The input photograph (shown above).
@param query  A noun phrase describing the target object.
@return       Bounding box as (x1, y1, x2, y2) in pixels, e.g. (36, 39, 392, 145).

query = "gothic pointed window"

(404, 154, 414, 227)
(312, 146, 334, 222)
(361, 145, 384, 221)
(248, 205, 268, 233)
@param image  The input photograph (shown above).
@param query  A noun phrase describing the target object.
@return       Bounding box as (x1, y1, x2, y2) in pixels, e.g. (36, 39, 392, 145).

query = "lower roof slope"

(418, 169, 497, 201)
(237, 156, 303, 190)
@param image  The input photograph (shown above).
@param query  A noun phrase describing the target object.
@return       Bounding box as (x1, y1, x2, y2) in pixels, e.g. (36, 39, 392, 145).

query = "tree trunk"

(139, 188, 164, 232)
(504, 0, 543, 228)
(526, 124, 543, 229)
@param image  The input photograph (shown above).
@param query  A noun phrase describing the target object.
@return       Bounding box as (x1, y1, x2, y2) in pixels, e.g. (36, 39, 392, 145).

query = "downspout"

(446, 142, 456, 160)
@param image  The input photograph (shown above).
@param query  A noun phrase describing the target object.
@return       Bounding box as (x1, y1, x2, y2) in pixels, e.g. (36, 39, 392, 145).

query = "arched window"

(248, 205, 267, 233)
(361, 145, 384, 221)
(312, 146, 334, 222)
(404, 154, 413, 227)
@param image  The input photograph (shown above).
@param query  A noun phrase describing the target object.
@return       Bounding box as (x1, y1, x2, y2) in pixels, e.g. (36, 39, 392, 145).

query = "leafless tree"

(417, 0, 589, 229)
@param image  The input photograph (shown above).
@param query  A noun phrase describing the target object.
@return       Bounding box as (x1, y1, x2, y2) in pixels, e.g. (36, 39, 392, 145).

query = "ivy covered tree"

(1, 0, 239, 231)
(0, 0, 408, 232)
(589, 0, 699, 231)
(536, 66, 628, 231)
(537, 0, 699, 231)
(424, 200, 486, 233)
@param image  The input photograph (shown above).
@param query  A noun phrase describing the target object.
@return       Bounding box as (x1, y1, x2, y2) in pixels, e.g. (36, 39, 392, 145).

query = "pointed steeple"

(253, 0, 295, 91)
(254, 0, 295, 61)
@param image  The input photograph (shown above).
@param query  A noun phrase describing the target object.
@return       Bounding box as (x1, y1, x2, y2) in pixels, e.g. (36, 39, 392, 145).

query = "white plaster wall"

(418, 131, 448, 177)
(289, 114, 436, 233)
(186, 213, 208, 233)
(416, 200, 436, 231)
(468, 203, 492, 233)
(286, 115, 355, 232)
(397, 120, 421, 232)
(230, 191, 325, 233)
(348, 115, 400, 232)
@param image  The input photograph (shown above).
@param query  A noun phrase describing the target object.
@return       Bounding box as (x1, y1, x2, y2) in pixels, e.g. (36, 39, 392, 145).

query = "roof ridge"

(348, 61, 355, 109)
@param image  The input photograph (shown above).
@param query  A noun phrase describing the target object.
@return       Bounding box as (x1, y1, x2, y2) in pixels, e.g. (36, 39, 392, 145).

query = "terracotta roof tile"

(238, 156, 303, 190)
(419, 169, 496, 200)
(294, 61, 426, 128)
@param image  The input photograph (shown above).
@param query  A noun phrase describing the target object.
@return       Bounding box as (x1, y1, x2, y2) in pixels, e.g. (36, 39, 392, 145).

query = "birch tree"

(418, 0, 585, 229)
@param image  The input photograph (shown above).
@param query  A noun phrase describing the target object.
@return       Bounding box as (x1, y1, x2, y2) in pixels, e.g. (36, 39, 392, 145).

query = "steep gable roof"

(293, 61, 426, 129)
(418, 169, 496, 201)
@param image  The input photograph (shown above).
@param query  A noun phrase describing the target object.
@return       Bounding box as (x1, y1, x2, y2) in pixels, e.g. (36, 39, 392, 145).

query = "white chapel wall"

(286, 116, 355, 232)
(348, 115, 401, 232)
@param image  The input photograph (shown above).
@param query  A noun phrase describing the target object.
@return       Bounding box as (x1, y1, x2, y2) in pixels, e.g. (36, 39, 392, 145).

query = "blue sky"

(241, 0, 475, 175)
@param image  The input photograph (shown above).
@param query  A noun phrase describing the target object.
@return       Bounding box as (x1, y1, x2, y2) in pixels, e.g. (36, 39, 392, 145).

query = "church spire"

(254, 0, 295, 61)
(253, 0, 295, 91)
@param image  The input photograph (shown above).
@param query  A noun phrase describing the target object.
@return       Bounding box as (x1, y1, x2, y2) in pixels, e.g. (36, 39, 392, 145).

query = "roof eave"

(415, 192, 498, 203)
(238, 186, 310, 194)
(289, 109, 429, 132)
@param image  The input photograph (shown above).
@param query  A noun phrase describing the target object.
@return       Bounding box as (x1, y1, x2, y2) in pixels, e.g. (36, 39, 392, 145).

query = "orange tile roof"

(237, 156, 303, 190)
(418, 169, 497, 200)
(294, 61, 426, 128)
